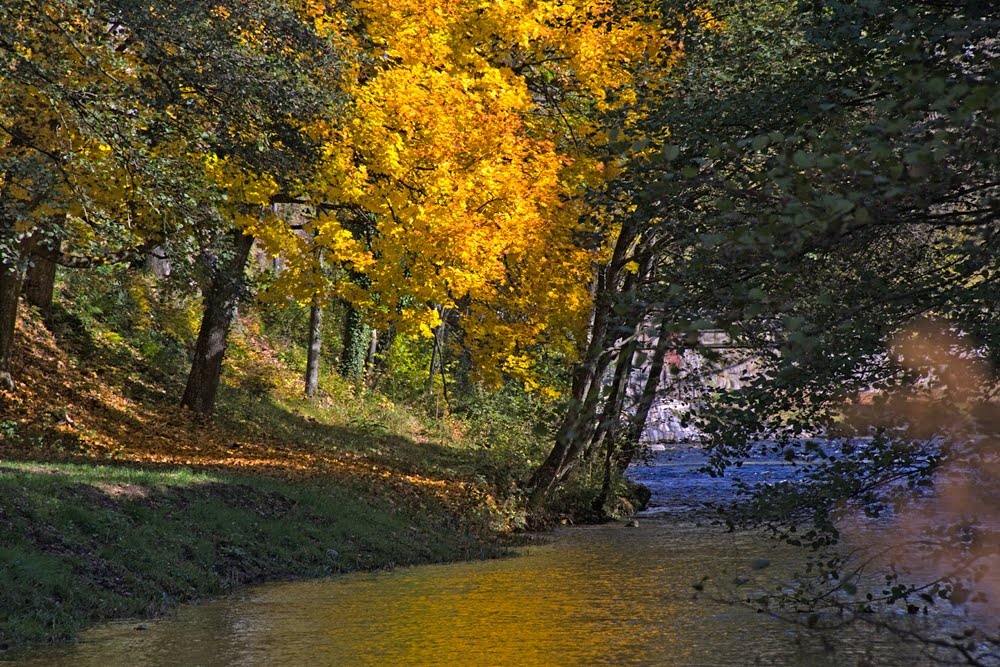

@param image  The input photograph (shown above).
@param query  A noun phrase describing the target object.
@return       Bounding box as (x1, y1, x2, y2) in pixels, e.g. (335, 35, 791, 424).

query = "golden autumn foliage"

(255, 0, 679, 391)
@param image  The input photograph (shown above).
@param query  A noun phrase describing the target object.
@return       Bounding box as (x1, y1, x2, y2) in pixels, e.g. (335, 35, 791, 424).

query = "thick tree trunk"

(0, 259, 24, 392)
(181, 231, 254, 416)
(23, 252, 56, 314)
(339, 302, 371, 382)
(23, 219, 62, 314)
(304, 302, 322, 397)
(146, 245, 171, 278)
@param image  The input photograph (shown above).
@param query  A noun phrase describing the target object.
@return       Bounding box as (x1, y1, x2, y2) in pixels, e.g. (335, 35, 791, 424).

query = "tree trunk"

(527, 276, 619, 508)
(427, 307, 448, 401)
(181, 230, 254, 416)
(366, 328, 378, 368)
(23, 252, 56, 315)
(616, 318, 674, 472)
(146, 245, 171, 278)
(592, 332, 640, 512)
(339, 302, 370, 382)
(584, 268, 648, 462)
(368, 325, 395, 390)
(304, 302, 322, 397)
(0, 259, 24, 392)
(588, 256, 654, 513)
(526, 220, 653, 510)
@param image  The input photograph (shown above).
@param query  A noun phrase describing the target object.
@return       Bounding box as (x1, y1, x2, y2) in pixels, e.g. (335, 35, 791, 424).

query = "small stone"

(326, 548, 339, 560)
(625, 519, 639, 528)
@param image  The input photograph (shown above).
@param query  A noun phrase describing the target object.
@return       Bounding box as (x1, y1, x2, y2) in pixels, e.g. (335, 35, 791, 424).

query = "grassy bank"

(0, 297, 535, 653)
(0, 460, 507, 651)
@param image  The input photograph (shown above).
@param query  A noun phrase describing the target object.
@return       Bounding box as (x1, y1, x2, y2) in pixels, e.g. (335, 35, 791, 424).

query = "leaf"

(751, 135, 770, 151)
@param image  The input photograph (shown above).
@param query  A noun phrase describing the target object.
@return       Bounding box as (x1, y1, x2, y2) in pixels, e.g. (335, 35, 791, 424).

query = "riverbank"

(0, 306, 522, 652)
(0, 461, 510, 652)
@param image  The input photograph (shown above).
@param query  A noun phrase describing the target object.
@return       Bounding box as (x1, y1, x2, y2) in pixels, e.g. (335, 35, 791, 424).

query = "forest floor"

(0, 306, 518, 652)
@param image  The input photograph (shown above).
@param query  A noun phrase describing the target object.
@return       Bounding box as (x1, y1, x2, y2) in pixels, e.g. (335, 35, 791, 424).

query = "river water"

(5, 450, 984, 666)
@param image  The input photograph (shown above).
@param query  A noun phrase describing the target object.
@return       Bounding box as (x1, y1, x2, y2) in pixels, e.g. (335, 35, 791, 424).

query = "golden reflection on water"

(12, 520, 938, 666)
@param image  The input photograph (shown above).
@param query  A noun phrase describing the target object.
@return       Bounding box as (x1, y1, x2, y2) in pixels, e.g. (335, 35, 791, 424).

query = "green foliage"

(613, 1, 1000, 660)
(257, 292, 346, 373)
(378, 334, 435, 404)
(549, 467, 649, 523)
(339, 304, 371, 382)
(456, 385, 558, 492)
(53, 265, 199, 388)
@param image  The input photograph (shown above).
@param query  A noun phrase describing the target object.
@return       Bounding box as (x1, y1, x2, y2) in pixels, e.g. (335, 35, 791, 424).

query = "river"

(4, 449, 985, 666)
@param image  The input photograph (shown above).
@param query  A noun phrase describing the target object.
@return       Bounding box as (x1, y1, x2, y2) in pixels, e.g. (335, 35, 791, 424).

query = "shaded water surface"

(6, 451, 961, 666)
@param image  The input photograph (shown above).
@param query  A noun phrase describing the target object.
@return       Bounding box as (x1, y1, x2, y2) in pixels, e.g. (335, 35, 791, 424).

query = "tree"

(524, 3, 725, 508)
(0, 0, 346, 403)
(597, 0, 1000, 659)
(252, 0, 675, 405)
(0, 0, 168, 389)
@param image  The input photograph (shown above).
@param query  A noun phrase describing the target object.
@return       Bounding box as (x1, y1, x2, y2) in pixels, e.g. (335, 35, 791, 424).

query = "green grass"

(0, 460, 504, 652)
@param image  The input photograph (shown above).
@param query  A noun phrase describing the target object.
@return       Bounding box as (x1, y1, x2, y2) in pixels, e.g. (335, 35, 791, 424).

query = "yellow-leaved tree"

(255, 0, 675, 396)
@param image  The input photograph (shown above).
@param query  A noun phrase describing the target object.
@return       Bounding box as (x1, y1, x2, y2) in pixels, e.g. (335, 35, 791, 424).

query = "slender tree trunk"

(527, 278, 618, 508)
(0, 259, 24, 391)
(527, 220, 654, 511)
(584, 265, 649, 462)
(588, 338, 636, 456)
(592, 333, 640, 512)
(368, 325, 395, 390)
(588, 255, 655, 512)
(304, 302, 322, 397)
(366, 329, 378, 367)
(528, 220, 656, 511)
(616, 318, 674, 472)
(181, 230, 254, 416)
(425, 308, 452, 415)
